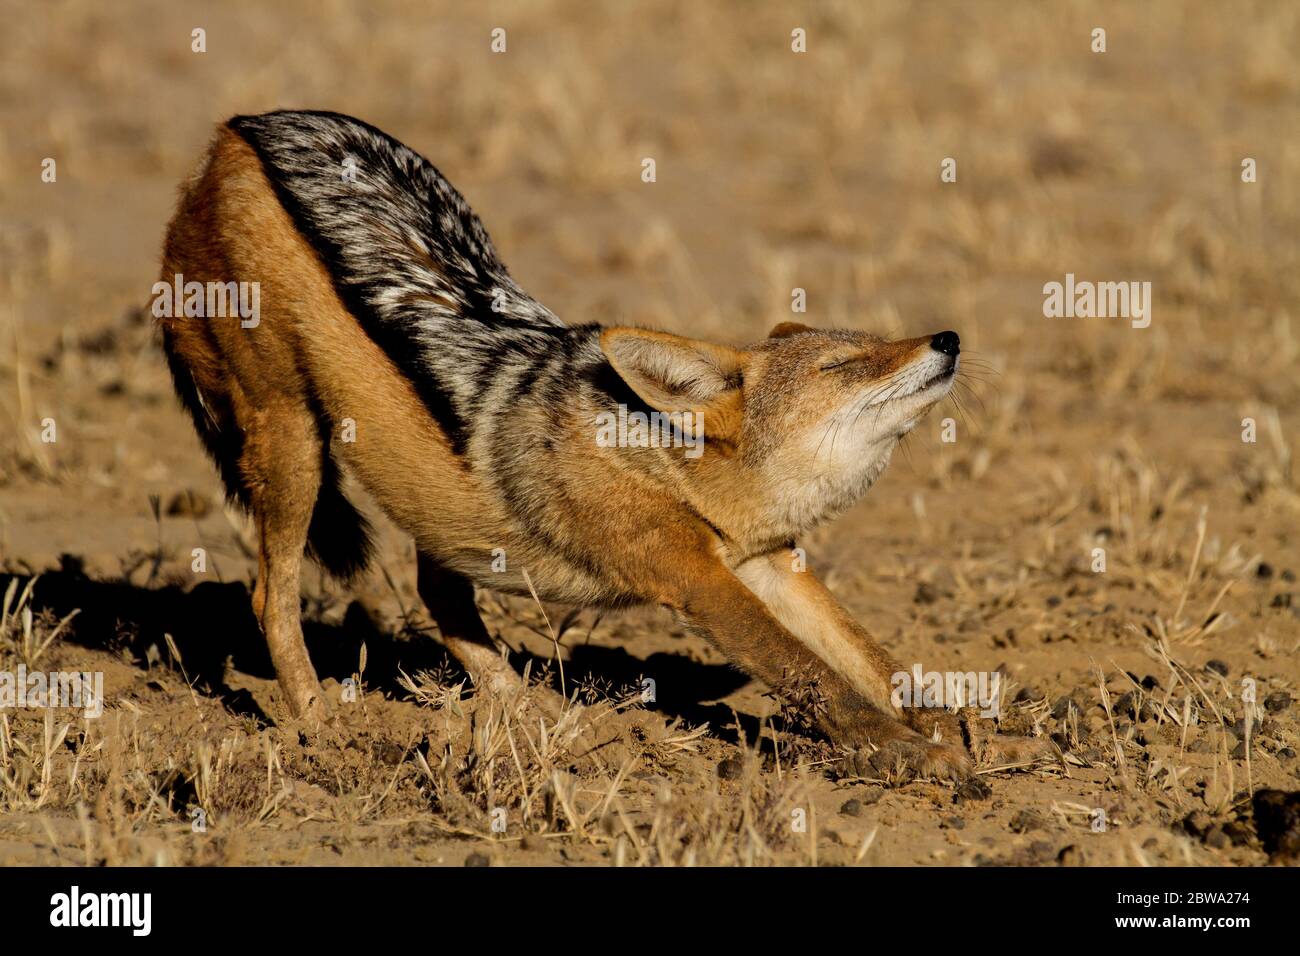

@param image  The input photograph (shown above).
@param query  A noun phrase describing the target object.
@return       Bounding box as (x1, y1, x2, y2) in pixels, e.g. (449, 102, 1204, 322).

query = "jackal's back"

(228, 110, 596, 452)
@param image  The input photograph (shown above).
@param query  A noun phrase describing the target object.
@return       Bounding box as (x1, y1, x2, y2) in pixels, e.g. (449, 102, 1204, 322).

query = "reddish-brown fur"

(159, 121, 1052, 782)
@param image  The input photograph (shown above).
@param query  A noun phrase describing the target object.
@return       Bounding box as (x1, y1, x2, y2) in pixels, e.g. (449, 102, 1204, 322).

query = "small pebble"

(1051, 696, 1077, 719)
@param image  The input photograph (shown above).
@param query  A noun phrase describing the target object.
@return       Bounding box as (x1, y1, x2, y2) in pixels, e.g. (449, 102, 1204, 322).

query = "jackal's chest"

(764, 441, 896, 539)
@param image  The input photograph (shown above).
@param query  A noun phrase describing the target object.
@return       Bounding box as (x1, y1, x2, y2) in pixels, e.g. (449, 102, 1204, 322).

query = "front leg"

(732, 548, 1051, 771)
(662, 551, 973, 782)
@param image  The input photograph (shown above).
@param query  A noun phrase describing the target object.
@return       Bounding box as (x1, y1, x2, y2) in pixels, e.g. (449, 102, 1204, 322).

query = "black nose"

(931, 330, 960, 356)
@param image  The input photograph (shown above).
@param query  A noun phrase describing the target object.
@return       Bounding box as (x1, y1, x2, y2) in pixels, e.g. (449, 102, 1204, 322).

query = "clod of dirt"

(1113, 692, 1138, 720)
(1264, 691, 1293, 713)
(953, 778, 992, 804)
(840, 798, 863, 817)
(913, 581, 940, 605)
(943, 815, 965, 830)
(372, 740, 405, 766)
(1256, 562, 1274, 580)
(1027, 841, 1055, 863)
(520, 834, 546, 852)
(1050, 696, 1077, 719)
(859, 786, 884, 806)
(1205, 660, 1230, 677)
(1203, 826, 1231, 850)
(1057, 844, 1085, 866)
(464, 852, 491, 867)
(1176, 810, 1212, 839)
(1222, 821, 1253, 848)
(716, 756, 743, 781)
(1229, 717, 1262, 738)
(1008, 809, 1046, 833)
(1252, 789, 1300, 860)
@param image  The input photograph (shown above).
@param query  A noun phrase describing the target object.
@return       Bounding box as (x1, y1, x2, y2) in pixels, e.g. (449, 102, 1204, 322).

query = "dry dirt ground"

(1, 1, 1298, 866)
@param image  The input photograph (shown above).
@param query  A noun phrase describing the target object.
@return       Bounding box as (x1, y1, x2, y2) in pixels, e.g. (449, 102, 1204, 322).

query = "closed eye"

(819, 356, 860, 372)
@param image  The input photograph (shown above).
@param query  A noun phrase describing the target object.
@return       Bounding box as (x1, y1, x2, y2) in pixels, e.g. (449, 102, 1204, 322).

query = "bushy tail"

(305, 455, 375, 582)
(160, 329, 374, 583)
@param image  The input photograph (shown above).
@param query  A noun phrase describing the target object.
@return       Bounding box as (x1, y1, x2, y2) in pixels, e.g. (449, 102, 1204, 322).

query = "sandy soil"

(1, 0, 1298, 866)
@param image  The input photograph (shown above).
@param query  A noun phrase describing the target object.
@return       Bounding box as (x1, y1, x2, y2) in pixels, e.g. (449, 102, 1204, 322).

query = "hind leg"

(416, 554, 522, 697)
(242, 397, 327, 720)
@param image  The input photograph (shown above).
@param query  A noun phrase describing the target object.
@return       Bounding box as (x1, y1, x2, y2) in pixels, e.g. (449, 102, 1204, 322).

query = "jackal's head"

(600, 322, 960, 545)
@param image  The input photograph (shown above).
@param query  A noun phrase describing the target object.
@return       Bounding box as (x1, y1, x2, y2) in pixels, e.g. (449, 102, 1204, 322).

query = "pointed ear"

(599, 328, 744, 412)
(768, 321, 814, 339)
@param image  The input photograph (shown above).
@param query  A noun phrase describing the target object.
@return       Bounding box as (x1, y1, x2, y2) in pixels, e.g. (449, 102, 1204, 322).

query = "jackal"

(159, 110, 1046, 782)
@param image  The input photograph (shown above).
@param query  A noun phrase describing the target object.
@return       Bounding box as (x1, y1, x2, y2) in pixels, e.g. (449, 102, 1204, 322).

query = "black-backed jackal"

(158, 110, 1048, 783)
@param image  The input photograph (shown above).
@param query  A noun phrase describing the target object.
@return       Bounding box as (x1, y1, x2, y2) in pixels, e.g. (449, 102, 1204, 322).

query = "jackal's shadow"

(563, 643, 759, 742)
(3, 556, 449, 723)
(3, 556, 757, 737)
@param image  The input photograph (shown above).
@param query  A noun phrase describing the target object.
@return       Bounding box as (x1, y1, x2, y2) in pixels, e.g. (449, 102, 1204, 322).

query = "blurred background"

(2, 0, 1297, 570)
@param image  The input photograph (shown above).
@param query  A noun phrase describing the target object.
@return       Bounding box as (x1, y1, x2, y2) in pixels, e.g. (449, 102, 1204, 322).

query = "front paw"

(842, 713, 975, 784)
(960, 709, 1059, 767)
(898, 705, 1059, 775)
(851, 736, 974, 784)
(970, 732, 1058, 766)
